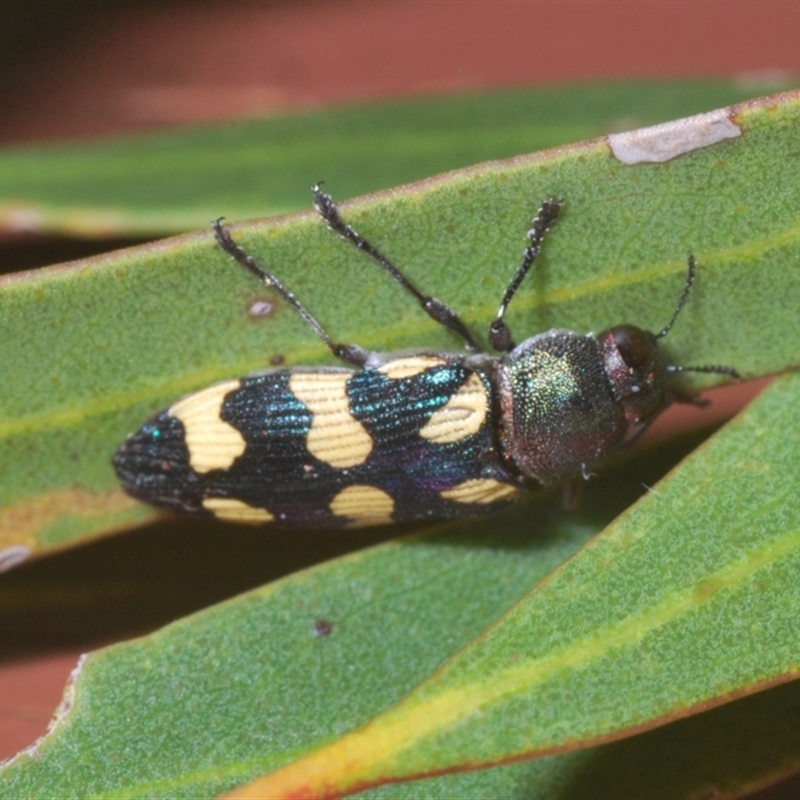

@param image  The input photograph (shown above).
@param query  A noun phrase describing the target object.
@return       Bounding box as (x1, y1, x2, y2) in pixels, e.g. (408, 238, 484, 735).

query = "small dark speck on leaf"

(313, 618, 333, 637)
(270, 353, 285, 366)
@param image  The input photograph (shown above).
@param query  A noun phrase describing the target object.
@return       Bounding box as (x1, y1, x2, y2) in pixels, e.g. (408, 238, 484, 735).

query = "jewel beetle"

(113, 186, 739, 528)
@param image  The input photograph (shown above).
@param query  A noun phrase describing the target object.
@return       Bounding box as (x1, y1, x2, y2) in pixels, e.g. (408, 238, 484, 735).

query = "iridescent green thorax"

(496, 327, 666, 485)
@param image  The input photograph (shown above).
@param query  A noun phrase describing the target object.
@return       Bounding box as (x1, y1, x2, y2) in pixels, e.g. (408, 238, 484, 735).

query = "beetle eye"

(613, 325, 652, 368)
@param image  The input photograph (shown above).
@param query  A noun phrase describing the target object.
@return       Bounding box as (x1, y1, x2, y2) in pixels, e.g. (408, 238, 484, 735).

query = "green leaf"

(0, 80, 780, 237)
(240, 372, 800, 799)
(1, 85, 800, 798)
(2, 377, 800, 799)
(1, 88, 799, 557)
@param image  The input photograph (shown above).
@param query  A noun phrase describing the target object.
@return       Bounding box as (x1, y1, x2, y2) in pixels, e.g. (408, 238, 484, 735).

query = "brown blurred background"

(0, 2, 798, 796)
(1, 0, 799, 144)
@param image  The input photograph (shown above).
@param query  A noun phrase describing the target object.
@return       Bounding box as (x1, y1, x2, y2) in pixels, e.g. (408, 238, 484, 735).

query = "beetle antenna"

(658, 255, 741, 379)
(666, 363, 741, 379)
(655, 255, 696, 340)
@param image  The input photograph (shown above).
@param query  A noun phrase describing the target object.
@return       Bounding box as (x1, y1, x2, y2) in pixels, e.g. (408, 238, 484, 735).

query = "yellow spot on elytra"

(440, 478, 518, 504)
(169, 381, 246, 474)
(420, 373, 488, 444)
(329, 485, 394, 527)
(203, 497, 274, 524)
(378, 355, 445, 380)
(289, 372, 372, 469)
